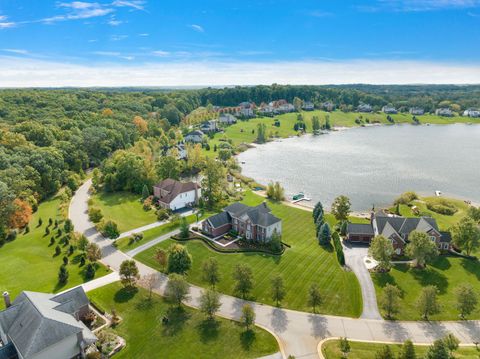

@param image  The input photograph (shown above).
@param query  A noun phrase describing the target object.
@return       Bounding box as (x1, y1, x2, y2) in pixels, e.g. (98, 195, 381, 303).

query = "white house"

(435, 108, 454, 117)
(322, 102, 335, 111)
(153, 178, 201, 211)
(357, 103, 373, 112)
(236, 102, 255, 118)
(302, 101, 315, 111)
(409, 107, 425, 115)
(172, 143, 187, 160)
(184, 130, 204, 143)
(218, 113, 237, 125)
(199, 120, 218, 133)
(463, 108, 480, 118)
(382, 105, 398, 114)
(0, 287, 96, 359)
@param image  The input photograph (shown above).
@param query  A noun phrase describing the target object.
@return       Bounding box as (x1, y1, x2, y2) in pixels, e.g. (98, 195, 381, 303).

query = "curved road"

(70, 180, 480, 358)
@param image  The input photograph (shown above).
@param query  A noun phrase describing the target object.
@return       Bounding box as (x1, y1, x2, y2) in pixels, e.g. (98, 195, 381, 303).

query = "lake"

(238, 124, 480, 211)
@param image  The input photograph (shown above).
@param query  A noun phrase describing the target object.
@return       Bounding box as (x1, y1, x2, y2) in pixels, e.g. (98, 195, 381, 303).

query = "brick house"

(202, 202, 282, 242)
(346, 211, 451, 255)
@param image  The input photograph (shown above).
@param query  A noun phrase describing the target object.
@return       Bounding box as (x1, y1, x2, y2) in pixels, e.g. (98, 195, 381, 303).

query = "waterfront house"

(236, 102, 255, 118)
(435, 108, 454, 117)
(409, 107, 425, 115)
(322, 102, 335, 111)
(382, 105, 398, 114)
(199, 120, 218, 133)
(357, 103, 373, 112)
(202, 202, 282, 241)
(218, 113, 237, 125)
(302, 101, 315, 111)
(463, 108, 480, 118)
(153, 178, 201, 211)
(184, 130, 204, 143)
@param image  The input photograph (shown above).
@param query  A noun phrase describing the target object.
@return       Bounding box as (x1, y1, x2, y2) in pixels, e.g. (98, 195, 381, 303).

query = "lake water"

(238, 124, 480, 211)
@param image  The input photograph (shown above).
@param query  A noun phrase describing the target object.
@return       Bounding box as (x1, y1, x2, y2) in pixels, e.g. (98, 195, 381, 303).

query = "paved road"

(70, 180, 480, 359)
(343, 243, 382, 320)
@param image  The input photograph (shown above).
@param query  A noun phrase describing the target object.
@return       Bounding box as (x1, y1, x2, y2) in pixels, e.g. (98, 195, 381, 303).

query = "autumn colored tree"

(133, 116, 148, 135)
(9, 198, 32, 229)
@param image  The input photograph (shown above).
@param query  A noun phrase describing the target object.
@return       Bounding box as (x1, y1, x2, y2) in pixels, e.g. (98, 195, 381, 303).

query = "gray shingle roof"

(211, 202, 281, 228)
(376, 216, 439, 237)
(347, 223, 374, 235)
(206, 211, 231, 229)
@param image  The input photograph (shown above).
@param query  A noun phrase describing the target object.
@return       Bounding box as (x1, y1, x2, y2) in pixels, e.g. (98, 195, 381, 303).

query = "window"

(443, 243, 449, 249)
(430, 236, 436, 242)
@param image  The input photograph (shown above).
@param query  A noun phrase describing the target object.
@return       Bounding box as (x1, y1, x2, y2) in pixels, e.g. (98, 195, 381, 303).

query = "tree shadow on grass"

(71, 254, 83, 265)
(135, 297, 154, 311)
(460, 258, 480, 280)
(114, 287, 138, 303)
(240, 329, 256, 351)
(372, 271, 396, 288)
(431, 256, 451, 271)
(196, 319, 220, 343)
(411, 267, 448, 294)
(53, 280, 67, 293)
(162, 306, 190, 337)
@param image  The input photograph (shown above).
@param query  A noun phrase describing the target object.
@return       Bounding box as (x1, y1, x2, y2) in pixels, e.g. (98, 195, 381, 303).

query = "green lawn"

(372, 256, 480, 320)
(393, 196, 470, 231)
(115, 212, 215, 252)
(136, 192, 362, 317)
(322, 339, 479, 359)
(0, 196, 110, 305)
(91, 191, 157, 233)
(88, 282, 279, 359)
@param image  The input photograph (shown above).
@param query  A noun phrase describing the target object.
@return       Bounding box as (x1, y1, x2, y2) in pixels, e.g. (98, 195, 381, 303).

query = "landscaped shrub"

(332, 231, 345, 266)
(143, 196, 153, 211)
(156, 208, 169, 221)
(426, 199, 458, 215)
(88, 207, 103, 223)
(98, 220, 120, 239)
(129, 232, 143, 244)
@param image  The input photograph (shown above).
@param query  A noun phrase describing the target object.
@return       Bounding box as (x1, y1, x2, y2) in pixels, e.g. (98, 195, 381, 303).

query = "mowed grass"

(136, 192, 362, 317)
(91, 191, 157, 233)
(372, 256, 480, 320)
(322, 339, 479, 359)
(393, 196, 471, 231)
(0, 196, 110, 304)
(115, 211, 215, 252)
(88, 282, 279, 359)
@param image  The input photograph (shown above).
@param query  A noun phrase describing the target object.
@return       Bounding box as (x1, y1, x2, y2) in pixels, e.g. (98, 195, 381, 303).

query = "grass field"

(393, 196, 471, 231)
(114, 211, 215, 252)
(91, 191, 157, 233)
(372, 256, 480, 320)
(136, 191, 363, 317)
(88, 282, 279, 359)
(0, 196, 110, 305)
(322, 339, 479, 358)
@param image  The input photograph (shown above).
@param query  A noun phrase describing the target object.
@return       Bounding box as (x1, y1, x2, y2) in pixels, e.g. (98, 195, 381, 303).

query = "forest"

(1, 84, 479, 239)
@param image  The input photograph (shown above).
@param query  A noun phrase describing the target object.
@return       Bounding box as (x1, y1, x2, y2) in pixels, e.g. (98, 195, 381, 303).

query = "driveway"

(343, 242, 382, 320)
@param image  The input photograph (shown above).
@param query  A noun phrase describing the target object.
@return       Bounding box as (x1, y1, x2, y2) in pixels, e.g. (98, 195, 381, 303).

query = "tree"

(313, 201, 324, 223)
(270, 275, 286, 306)
(399, 340, 416, 359)
(380, 284, 401, 319)
(156, 156, 180, 180)
(443, 333, 459, 356)
(165, 273, 189, 307)
(425, 339, 449, 359)
(256, 123, 267, 143)
(293, 97, 303, 111)
(201, 157, 226, 209)
(467, 205, 480, 222)
(416, 285, 439, 320)
(0, 181, 15, 229)
(324, 114, 331, 130)
(369, 235, 394, 271)
(405, 231, 439, 268)
(100, 220, 120, 239)
(308, 283, 322, 312)
(375, 345, 395, 359)
(55, 245, 61, 256)
(139, 273, 157, 299)
(154, 248, 168, 271)
(331, 195, 351, 222)
(312, 116, 321, 134)
(63, 219, 73, 233)
(339, 337, 350, 358)
(266, 181, 285, 201)
(58, 264, 69, 284)
(133, 115, 148, 135)
(85, 263, 96, 279)
(119, 260, 140, 288)
(167, 243, 192, 274)
(199, 289, 221, 320)
(141, 184, 150, 200)
(179, 217, 190, 239)
(318, 222, 331, 245)
(270, 230, 282, 252)
(202, 258, 220, 288)
(452, 216, 480, 255)
(315, 215, 325, 236)
(88, 207, 103, 223)
(8, 198, 32, 229)
(241, 304, 255, 331)
(86, 242, 102, 262)
(455, 283, 478, 319)
(233, 264, 254, 299)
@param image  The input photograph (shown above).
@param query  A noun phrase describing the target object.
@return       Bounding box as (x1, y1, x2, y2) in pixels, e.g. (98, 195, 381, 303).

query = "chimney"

(3, 291, 11, 308)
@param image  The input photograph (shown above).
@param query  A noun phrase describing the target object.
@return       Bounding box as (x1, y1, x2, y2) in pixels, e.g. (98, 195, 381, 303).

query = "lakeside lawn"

(114, 211, 215, 252)
(0, 196, 110, 305)
(91, 191, 157, 233)
(321, 339, 479, 359)
(372, 256, 480, 320)
(88, 282, 279, 359)
(135, 191, 363, 317)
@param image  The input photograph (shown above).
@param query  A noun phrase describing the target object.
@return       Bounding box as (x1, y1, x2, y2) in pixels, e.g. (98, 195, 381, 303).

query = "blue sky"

(1, 0, 480, 86)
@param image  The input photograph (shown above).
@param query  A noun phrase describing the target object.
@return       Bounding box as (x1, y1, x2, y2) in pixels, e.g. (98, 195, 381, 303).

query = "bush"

(129, 232, 143, 244)
(85, 262, 96, 279)
(426, 199, 458, 215)
(332, 232, 345, 265)
(156, 208, 169, 221)
(88, 207, 103, 223)
(143, 196, 153, 211)
(6, 229, 17, 242)
(394, 191, 418, 205)
(99, 220, 120, 239)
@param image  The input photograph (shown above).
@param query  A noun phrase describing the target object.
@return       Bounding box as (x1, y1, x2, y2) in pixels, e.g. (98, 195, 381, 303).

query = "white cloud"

(112, 1, 146, 11)
(1, 57, 480, 87)
(138, 33, 149, 36)
(110, 34, 128, 41)
(2, 49, 28, 54)
(93, 51, 121, 56)
(0, 15, 16, 29)
(108, 18, 123, 26)
(152, 50, 171, 57)
(189, 24, 204, 32)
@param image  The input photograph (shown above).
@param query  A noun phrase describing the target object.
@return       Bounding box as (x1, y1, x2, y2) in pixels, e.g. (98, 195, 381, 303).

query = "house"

(435, 108, 454, 117)
(382, 105, 398, 114)
(346, 211, 451, 255)
(184, 130, 204, 143)
(202, 202, 282, 242)
(463, 108, 480, 118)
(172, 143, 187, 160)
(236, 102, 255, 118)
(357, 103, 373, 112)
(153, 178, 201, 211)
(218, 113, 237, 125)
(199, 120, 218, 133)
(322, 102, 335, 112)
(409, 107, 425, 115)
(257, 103, 275, 116)
(0, 287, 96, 359)
(302, 101, 315, 111)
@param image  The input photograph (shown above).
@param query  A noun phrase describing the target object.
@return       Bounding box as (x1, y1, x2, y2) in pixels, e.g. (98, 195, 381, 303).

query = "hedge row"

(332, 231, 345, 266)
